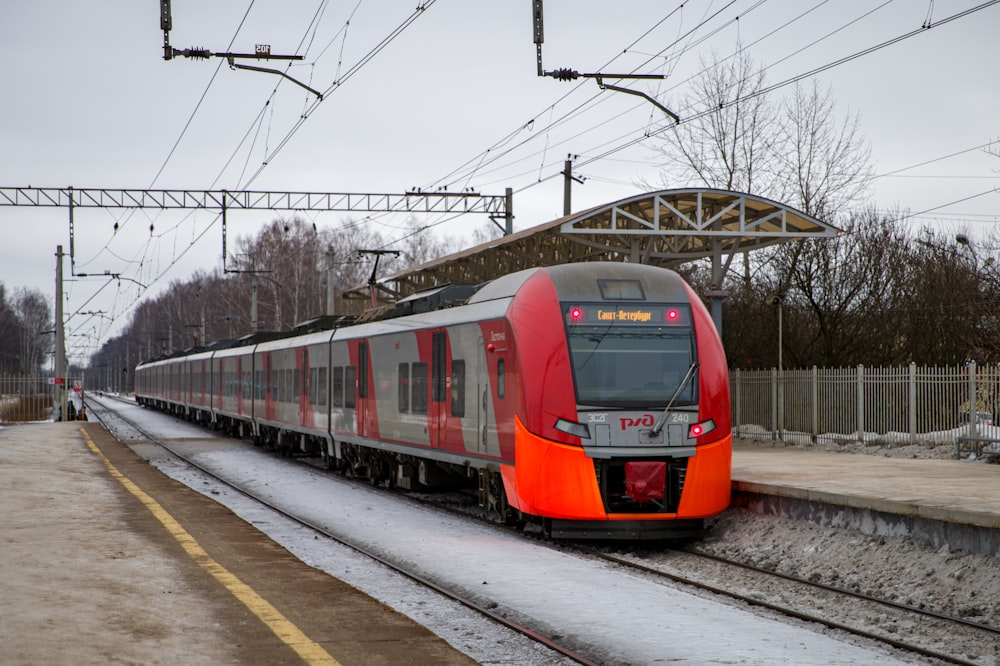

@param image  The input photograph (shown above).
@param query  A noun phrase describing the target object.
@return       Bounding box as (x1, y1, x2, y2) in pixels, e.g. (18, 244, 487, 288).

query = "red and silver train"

(135, 262, 731, 539)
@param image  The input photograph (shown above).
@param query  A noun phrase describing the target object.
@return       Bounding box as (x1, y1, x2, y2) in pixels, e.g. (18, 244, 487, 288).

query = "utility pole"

(326, 246, 337, 316)
(54, 245, 67, 421)
(251, 274, 259, 333)
(562, 155, 583, 216)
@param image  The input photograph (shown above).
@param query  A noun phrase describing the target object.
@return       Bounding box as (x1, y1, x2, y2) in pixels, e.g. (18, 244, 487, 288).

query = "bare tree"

(12, 287, 52, 374)
(774, 80, 874, 220)
(652, 47, 781, 196)
(776, 211, 910, 366)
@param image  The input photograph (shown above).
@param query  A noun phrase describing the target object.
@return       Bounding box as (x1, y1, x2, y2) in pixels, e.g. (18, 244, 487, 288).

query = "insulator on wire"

(548, 68, 579, 81)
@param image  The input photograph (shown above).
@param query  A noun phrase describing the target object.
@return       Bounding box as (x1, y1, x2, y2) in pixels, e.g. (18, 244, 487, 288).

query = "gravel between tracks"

(696, 438, 1000, 664)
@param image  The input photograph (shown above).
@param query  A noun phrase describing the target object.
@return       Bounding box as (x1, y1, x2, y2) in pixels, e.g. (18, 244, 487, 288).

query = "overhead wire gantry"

(0, 185, 512, 279)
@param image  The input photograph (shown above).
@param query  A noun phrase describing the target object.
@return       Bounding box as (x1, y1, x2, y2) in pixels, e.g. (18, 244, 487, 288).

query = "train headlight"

(554, 418, 590, 440)
(688, 418, 716, 439)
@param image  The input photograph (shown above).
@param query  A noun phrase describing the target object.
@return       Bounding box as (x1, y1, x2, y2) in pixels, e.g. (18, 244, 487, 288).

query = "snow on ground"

(94, 396, 922, 665)
(728, 437, 1000, 632)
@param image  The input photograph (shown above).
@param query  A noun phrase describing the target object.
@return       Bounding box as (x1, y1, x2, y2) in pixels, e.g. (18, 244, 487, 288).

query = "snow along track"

(584, 545, 999, 666)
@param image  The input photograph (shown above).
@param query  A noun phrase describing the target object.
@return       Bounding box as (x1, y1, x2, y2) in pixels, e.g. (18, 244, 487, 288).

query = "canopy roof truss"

(347, 189, 839, 309)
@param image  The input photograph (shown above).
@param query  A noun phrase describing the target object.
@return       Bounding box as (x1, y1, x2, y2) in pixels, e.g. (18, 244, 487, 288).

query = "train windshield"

(564, 303, 697, 408)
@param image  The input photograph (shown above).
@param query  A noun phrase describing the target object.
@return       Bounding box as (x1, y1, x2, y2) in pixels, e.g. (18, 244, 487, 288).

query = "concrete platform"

(731, 446, 1000, 558)
(0, 421, 475, 666)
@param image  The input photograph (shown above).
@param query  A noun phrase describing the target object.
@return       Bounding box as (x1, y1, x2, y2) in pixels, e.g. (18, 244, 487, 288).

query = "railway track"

(87, 393, 997, 665)
(364, 458, 1000, 665)
(84, 394, 596, 666)
(330, 470, 1000, 665)
(573, 545, 999, 666)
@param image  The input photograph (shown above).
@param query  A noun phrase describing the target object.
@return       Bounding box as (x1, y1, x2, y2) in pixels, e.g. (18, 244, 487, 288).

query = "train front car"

(504, 262, 731, 539)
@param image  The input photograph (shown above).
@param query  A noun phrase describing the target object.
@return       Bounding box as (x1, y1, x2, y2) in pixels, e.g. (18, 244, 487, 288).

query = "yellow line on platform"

(81, 428, 340, 666)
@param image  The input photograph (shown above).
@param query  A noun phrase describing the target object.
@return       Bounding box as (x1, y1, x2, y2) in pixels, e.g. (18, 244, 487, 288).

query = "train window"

(293, 368, 301, 400)
(398, 363, 410, 413)
(332, 367, 344, 407)
(597, 279, 645, 301)
(412, 363, 428, 414)
(451, 360, 465, 417)
(344, 366, 357, 409)
(309, 368, 318, 405)
(497, 358, 505, 399)
(318, 367, 328, 405)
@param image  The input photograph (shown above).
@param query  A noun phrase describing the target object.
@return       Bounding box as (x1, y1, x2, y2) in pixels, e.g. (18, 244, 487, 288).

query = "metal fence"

(731, 362, 1000, 446)
(0, 375, 85, 422)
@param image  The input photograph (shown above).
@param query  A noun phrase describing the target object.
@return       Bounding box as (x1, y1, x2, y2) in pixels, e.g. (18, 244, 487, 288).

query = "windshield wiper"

(649, 362, 699, 436)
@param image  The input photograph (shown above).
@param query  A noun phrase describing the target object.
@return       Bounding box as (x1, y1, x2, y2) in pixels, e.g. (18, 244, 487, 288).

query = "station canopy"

(344, 188, 838, 306)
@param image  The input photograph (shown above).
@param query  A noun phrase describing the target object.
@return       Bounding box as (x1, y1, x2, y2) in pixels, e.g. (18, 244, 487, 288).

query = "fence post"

(968, 360, 978, 437)
(811, 366, 818, 443)
(908, 362, 917, 445)
(771, 367, 779, 441)
(857, 364, 865, 444)
(732, 368, 741, 438)
(777, 365, 784, 441)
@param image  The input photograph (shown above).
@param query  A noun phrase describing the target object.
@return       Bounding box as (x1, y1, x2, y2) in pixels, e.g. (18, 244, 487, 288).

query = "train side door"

(357, 341, 369, 436)
(477, 336, 489, 454)
(431, 331, 447, 448)
(300, 347, 310, 426)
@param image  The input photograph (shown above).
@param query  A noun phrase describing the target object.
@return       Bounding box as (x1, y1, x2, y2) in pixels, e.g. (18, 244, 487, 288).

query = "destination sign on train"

(566, 305, 689, 326)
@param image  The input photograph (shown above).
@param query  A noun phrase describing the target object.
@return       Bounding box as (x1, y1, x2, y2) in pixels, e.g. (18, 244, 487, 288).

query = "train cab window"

(566, 303, 697, 408)
(451, 360, 465, 417)
(411, 362, 428, 414)
(344, 366, 357, 409)
(398, 363, 410, 413)
(332, 367, 344, 408)
(497, 358, 505, 399)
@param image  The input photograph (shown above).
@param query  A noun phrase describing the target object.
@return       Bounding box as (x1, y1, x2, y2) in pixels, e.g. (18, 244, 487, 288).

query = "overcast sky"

(2, 0, 998, 365)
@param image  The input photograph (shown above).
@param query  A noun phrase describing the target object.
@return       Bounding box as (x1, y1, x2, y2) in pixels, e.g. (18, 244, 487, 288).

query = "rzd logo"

(619, 414, 655, 430)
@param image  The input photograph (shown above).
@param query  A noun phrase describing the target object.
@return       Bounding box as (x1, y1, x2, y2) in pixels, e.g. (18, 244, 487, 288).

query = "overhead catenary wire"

(72, 1, 434, 343)
(68, 1, 1000, 349)
(521, 0, 1000, 193)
